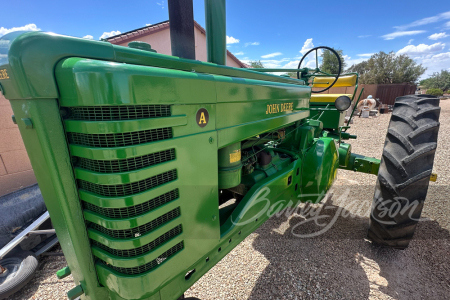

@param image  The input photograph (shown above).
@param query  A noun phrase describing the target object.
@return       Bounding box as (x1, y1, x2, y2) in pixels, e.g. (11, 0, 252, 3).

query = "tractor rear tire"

(367, 94, 440, 249)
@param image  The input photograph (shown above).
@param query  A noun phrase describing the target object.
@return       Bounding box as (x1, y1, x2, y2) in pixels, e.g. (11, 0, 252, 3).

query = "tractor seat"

(310, 94, 353, 103)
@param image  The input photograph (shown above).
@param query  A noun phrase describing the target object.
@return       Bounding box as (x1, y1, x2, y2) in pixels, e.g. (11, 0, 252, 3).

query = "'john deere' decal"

(266, 102, 294, 114)
(196, 108, 209, 128)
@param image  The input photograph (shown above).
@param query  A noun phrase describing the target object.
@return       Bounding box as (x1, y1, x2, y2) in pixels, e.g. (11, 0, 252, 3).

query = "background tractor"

(0, 0, 440, 299)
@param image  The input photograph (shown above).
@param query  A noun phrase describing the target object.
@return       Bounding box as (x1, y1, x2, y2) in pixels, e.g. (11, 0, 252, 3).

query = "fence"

(313, 83, 417, 105)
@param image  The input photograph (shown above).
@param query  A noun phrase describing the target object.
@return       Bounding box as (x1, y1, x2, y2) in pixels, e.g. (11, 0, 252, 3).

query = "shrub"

(427, 88, 444, 97)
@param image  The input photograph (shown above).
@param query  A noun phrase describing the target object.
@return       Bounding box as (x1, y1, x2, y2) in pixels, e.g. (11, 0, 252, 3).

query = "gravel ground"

(8, 100, 450, 300)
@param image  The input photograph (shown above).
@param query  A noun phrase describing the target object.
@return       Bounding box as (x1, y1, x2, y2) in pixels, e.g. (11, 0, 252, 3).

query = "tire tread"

(368, 94, 440, 249)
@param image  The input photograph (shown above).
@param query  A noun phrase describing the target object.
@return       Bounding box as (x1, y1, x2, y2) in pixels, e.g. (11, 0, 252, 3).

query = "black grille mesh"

(78, 169, 177, 197)
(68, 128, 172, 148)
(98, 241, 184, 275)
(75, 149, 175, 173)
(83, 189, 179, 219)
(66, 105, 171, 121)
(92, 225, 182, 257)
(89, 207, 181, 239)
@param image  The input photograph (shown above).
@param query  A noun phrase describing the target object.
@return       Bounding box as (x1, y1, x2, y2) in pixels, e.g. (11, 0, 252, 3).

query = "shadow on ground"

(248, 195, 450, 300)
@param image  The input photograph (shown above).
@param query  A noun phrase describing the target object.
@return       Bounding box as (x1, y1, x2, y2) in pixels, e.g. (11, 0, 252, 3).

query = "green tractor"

(0, 1, 440, 299)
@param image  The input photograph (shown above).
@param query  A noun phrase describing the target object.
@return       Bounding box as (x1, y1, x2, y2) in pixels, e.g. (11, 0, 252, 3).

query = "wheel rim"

(0, 257, 23, 286)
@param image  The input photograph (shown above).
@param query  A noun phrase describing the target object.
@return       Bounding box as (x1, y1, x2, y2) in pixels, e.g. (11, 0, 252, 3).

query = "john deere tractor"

(0, 0, 440, 299)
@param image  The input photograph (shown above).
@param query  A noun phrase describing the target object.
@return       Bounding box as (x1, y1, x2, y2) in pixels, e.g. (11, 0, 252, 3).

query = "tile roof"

(106, 20, 246, 68)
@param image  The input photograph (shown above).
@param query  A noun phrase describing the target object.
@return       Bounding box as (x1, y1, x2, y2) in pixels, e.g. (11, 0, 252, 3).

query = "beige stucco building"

(0, 93, 36, 196)
(106, 21, 246, 68)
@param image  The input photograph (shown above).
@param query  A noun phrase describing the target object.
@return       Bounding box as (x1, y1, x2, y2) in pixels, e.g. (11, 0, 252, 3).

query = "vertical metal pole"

(315, 49, 318, 69)
(168, 0, 196, 60)
(205, 0, 226, 65)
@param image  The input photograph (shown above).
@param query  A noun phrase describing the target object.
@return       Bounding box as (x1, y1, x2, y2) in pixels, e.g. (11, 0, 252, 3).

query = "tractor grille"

(84, 189, 179, 219)
(78, 169, 177, 197)
(99, 241, 184, 275)
(75, 149, 175, 173)
(68, 128, 172, 148)
(92, 225, 182, 257)
(89, 207, 181, 239)
(66, 105, 171, 121)
(61, 99, 182, 280)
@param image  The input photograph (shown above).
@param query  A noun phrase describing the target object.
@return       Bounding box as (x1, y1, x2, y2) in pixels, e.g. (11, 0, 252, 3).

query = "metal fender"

(300, 137, 339, 203)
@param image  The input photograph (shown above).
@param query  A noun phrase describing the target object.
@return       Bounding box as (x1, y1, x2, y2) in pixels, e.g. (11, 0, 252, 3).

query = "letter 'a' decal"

(196, 108, 209, 128)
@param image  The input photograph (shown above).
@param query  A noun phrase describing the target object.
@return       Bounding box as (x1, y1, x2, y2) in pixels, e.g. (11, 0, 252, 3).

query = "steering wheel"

(297, 46, 342, 93)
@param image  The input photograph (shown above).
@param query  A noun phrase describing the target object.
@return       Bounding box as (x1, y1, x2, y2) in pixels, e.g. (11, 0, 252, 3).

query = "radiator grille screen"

(68, 128, 172, 148)
(75, 149, 175, 173)
(66, 105, 171, 121)
(92, 225, 182, 257)
(89, 207, 181, 239)
(83, 189, 179, 219)
(99, 241, 184, 275)
(78, 169, 177, 197)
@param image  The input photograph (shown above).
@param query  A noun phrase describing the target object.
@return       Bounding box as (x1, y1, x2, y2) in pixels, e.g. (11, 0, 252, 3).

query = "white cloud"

(408, 39, 414, 44)
(419, 52, 450, 77)
(99, 30, 121, 40)
(261, 52, 282, 58)
(445, 21, 450, 29)
(244, 42, 259, 47)
(83, 35, 94, 40)
(394, 11, 450, 31)
(281, 60, 300, 69)
(357, 53, 375, 57)
(298, 38, 322, 68)
(428, 32, 449, 40)
(0, 24, 40, 37)
(234, 51, 244, 55)
(146, 23, 152, 26)
(226, 36, 239, 44)
(381, 30, 425, 40)
(358, 35, 371, 38)
(344, 54, 370, 67)
(250, 57, 292, 69)
(300, 38, 314, 55)
(397, 42, 445, 56)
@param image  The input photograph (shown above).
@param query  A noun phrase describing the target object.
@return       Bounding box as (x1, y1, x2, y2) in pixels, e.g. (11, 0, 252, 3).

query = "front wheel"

(0, 251, 39, 299)
(368, 95, 440, 249)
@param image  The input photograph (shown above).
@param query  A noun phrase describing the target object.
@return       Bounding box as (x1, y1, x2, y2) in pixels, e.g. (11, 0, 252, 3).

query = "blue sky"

(1, 0, 449, 79)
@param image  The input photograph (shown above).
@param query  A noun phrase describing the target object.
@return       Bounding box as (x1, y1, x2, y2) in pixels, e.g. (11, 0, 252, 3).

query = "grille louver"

(89, 207, 181, 239)
(99, 241, 184, 275)
(92, 225, 182, 257)
(68, 128, 172, 148)
(84, 189, 179, 219)
(75, 149, 175, 173)
(66, 105, 171, 121)
(78, 169, 177, 197)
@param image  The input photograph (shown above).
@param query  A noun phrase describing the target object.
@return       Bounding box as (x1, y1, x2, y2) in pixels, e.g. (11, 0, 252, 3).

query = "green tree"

(346, 51, 425, 84)
(419, 78, 433, 87)
(248, 60, 264, 68)
(427, 88, 444, 96)
(320, 49, 347, 74)
(420, 70, 450, 91)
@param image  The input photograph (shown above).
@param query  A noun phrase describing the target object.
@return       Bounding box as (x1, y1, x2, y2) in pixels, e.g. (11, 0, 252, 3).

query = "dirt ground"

(8, 99, 450, 300)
